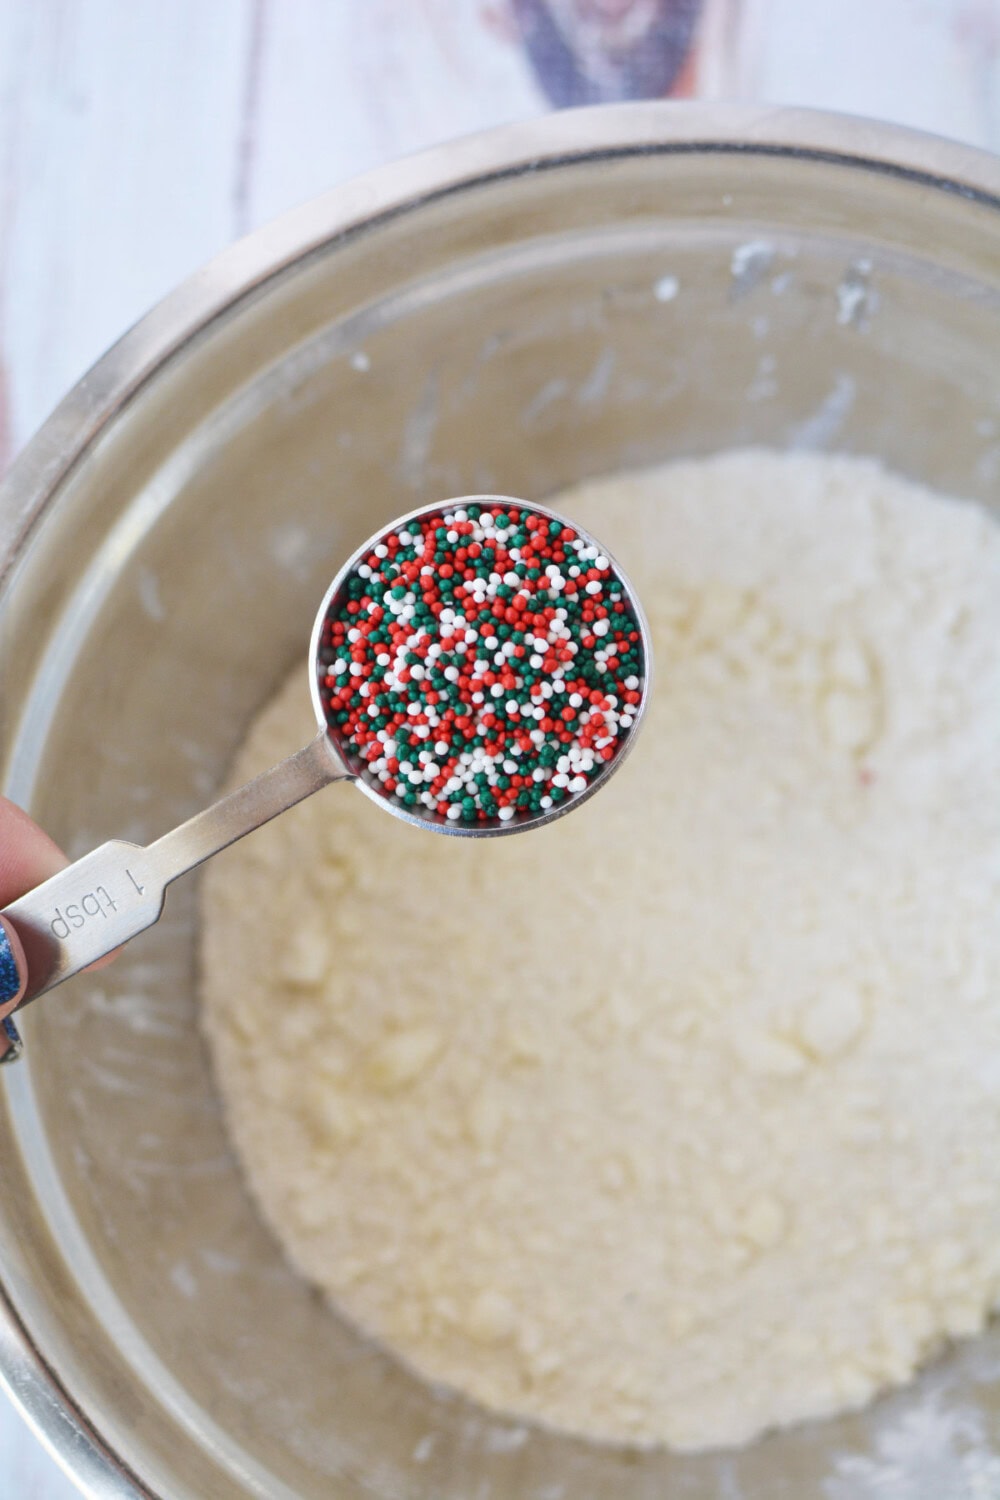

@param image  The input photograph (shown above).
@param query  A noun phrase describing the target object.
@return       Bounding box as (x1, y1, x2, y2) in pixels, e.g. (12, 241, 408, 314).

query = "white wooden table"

(0, 1, 996, 1492)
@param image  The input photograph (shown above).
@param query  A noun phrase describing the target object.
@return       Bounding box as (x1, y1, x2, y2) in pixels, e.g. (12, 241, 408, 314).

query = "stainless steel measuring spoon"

(1, 496, 651, 1008)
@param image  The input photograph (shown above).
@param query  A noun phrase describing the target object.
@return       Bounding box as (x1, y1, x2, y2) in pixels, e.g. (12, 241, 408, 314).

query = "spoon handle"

(1, 733, 349, 1008)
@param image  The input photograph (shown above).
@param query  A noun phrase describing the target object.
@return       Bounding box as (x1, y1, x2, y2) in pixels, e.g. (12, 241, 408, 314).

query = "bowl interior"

(3, 126, 1000, 1499)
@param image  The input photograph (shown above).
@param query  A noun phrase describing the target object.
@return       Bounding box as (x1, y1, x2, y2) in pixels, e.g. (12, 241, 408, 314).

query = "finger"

(0, 915, 26, 1011)
(0, 795, 68, 906)
(0, 794, 66, 1053)
(0, 917, 27, 1064)
(0, 1016, 23, 1065)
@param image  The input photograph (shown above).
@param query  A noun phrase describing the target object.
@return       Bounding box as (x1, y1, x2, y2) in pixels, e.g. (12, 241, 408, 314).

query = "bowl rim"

(1, 99, 1000, 1499)
(3, 98, 1000, 581)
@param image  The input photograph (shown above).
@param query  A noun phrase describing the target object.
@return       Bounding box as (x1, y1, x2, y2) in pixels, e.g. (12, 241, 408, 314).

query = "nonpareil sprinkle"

(317, 502, 646, 824)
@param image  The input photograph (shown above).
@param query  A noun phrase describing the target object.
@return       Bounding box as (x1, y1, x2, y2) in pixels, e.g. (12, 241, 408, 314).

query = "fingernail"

(0, 921, 21, 1005)
(0, 1015, 23, 1066)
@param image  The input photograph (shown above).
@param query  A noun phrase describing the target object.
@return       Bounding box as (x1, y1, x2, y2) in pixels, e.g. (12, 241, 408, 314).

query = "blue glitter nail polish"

(0, 923, 20, 1004)
(1, 1015, 22, 1065)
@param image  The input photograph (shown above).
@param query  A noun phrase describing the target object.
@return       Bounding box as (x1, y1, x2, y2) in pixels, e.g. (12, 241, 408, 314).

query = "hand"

(0, 797, 69, 1063)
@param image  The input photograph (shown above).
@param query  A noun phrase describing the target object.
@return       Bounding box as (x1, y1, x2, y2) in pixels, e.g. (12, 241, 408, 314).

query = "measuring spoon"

(1, 496, 651, 1007)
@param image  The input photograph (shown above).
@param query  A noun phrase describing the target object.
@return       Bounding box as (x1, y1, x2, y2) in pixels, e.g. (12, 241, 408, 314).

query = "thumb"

(0, 795, 66, 1065)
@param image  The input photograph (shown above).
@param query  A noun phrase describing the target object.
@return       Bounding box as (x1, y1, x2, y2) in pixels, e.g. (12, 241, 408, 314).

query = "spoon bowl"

(310, 495, 652, 837)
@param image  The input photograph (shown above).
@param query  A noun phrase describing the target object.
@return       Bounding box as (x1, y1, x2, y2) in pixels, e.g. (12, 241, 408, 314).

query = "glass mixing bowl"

(1, 104, 999, 1499)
